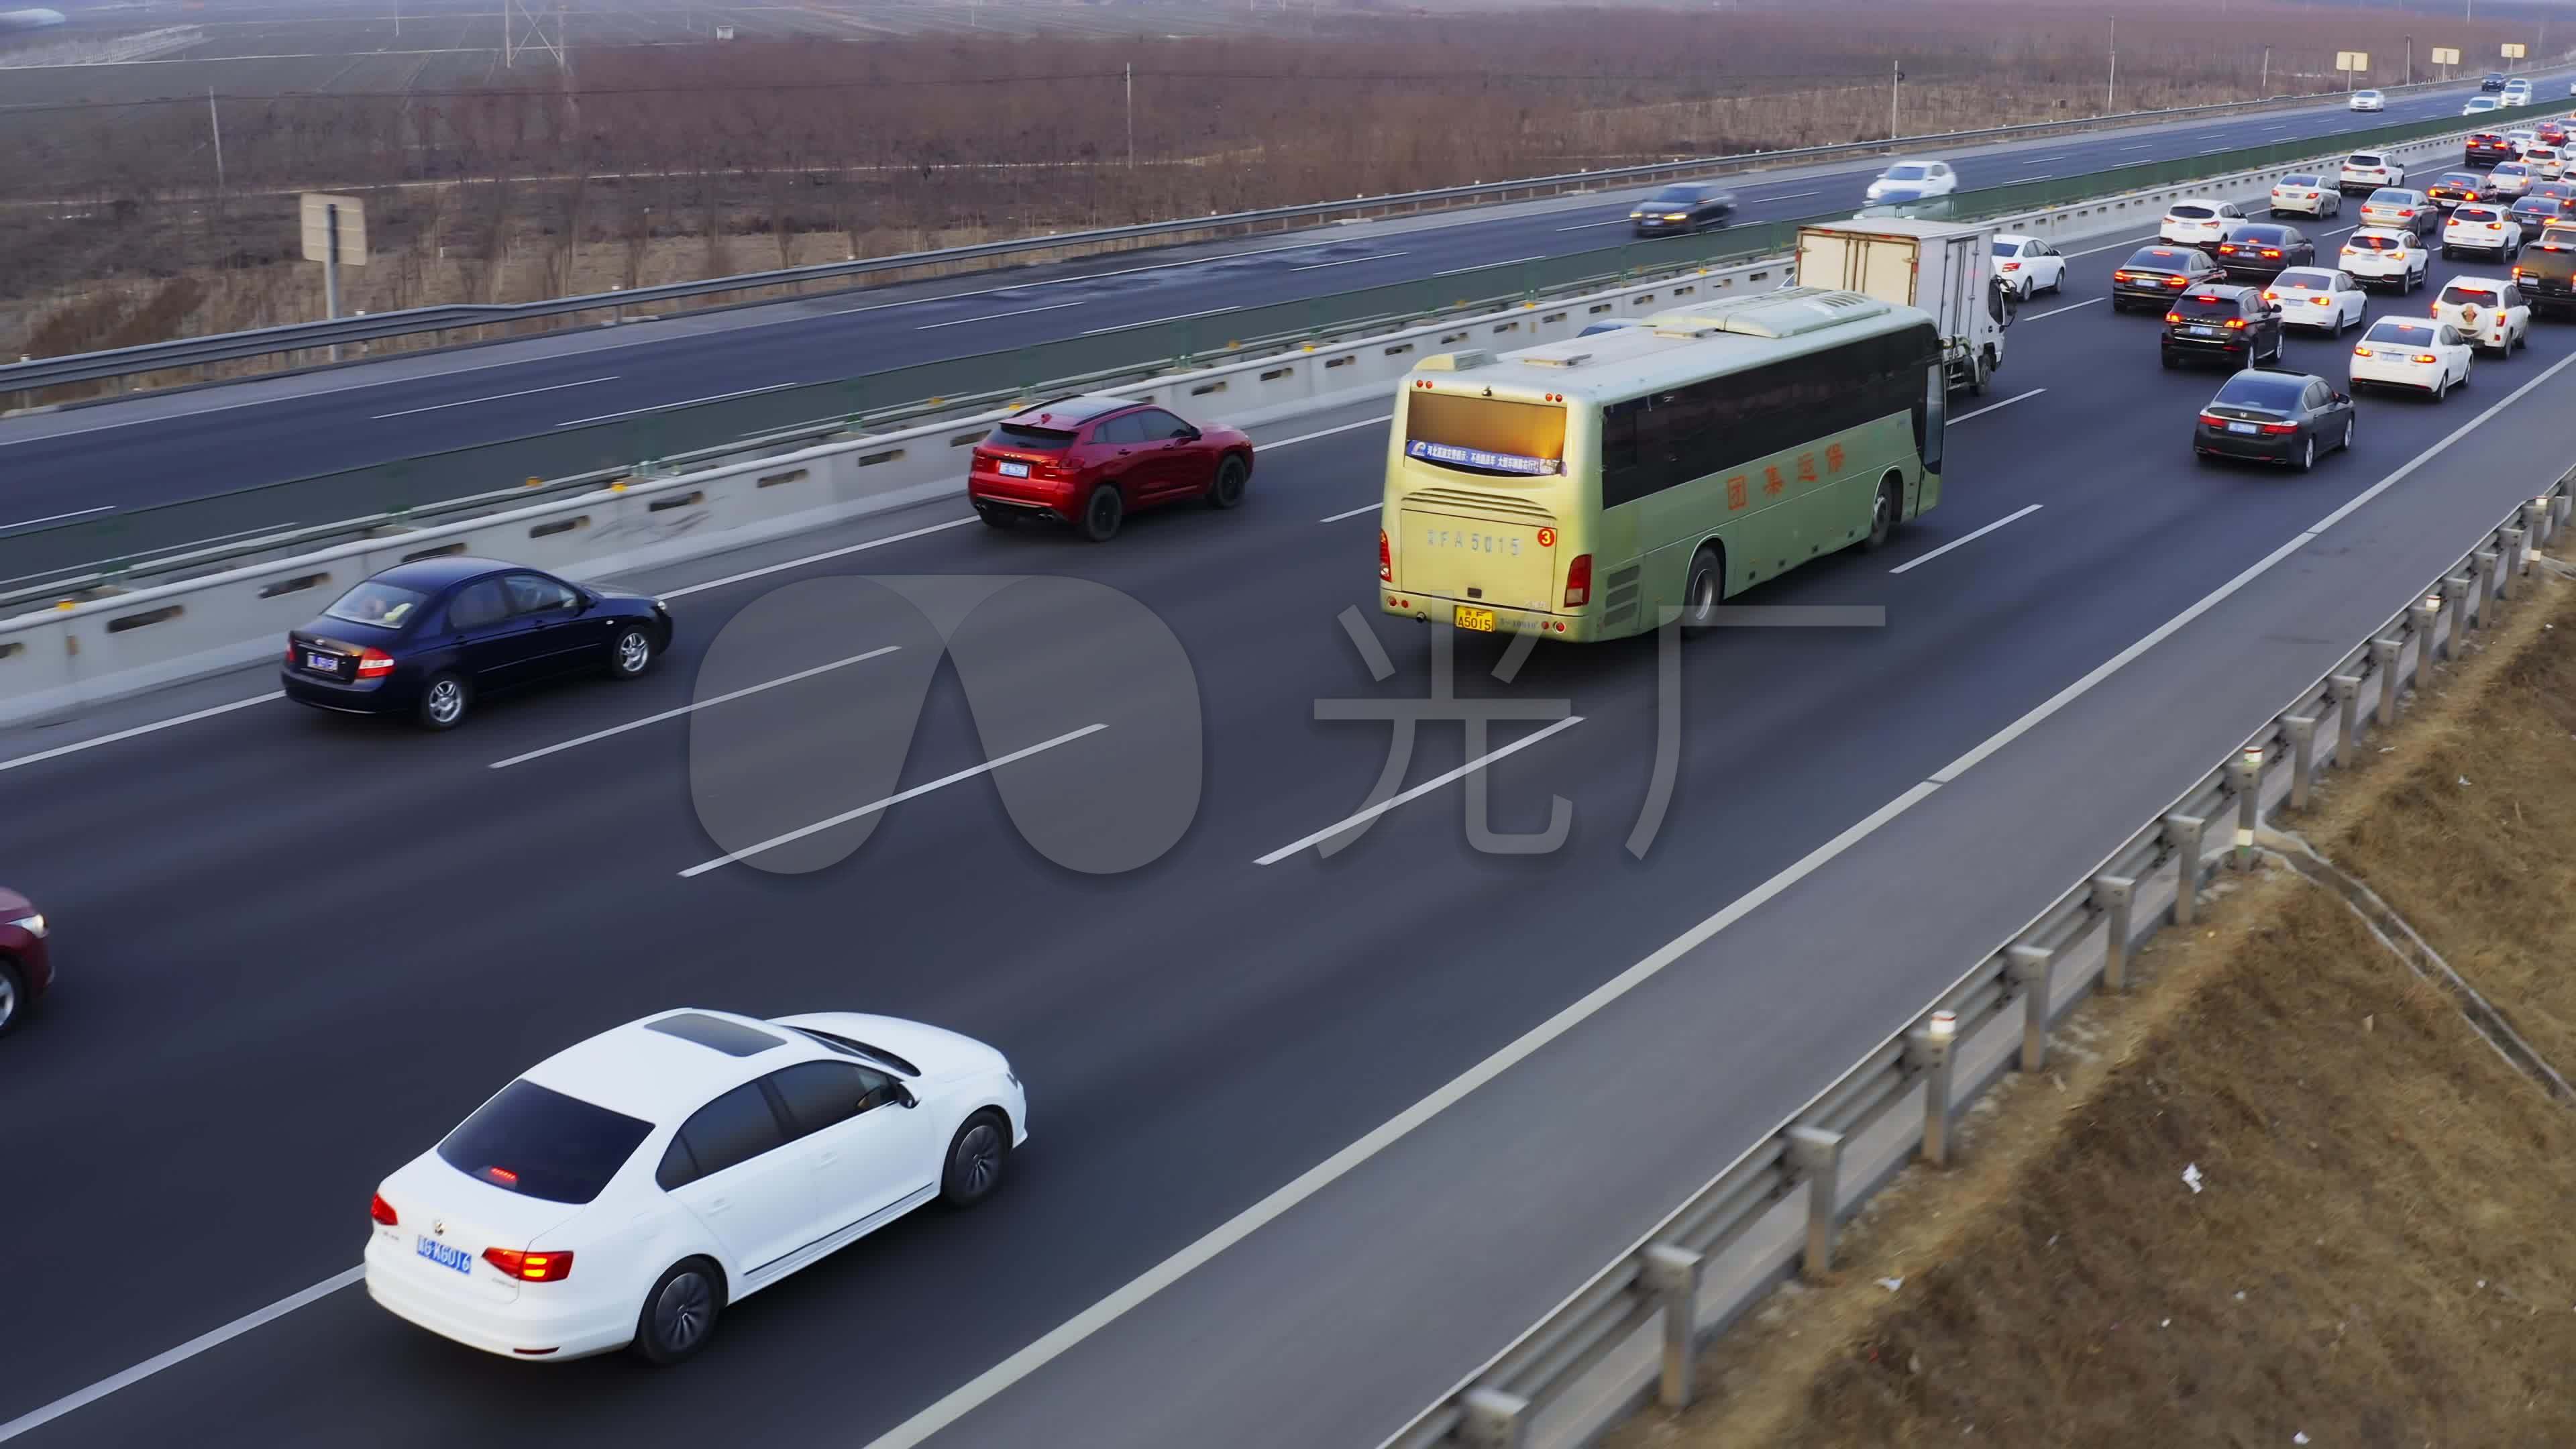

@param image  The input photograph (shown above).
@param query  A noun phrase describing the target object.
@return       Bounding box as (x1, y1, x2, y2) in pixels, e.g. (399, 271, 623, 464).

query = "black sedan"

(2426, 172, 2487, 210)
(281, 556, 672, 729)
(2110, 244, 2226, 313)
(2194, 368, 2355, 471)
(2213, 223, 2315, 278)
(2160, 285, 2286, 369)
(1629, 184, 1735, 236)
(2510, 195, 2575, 234)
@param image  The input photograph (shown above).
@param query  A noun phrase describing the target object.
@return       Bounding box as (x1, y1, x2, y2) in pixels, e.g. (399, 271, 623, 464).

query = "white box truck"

(1794, 218, 2011, 395)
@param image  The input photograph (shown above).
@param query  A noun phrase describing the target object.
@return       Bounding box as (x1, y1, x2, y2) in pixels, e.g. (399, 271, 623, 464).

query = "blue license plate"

(2227, 422, 2259, 435)
(416, 1235, 474, 1276)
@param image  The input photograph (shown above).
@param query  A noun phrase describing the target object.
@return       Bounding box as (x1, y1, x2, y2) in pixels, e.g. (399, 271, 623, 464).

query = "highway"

(0, 69, 2557, 575)
(4, 174, 2575, 1445)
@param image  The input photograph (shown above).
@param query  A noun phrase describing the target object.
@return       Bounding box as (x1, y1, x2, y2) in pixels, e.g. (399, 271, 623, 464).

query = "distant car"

(2424, 172, 2487, 211)
(2467, 131, 2516, 166)
(2443, 203, 2524, 260)
(2523, 145, 2566, 180)
(2465, 96, 2503, 117)
(2337, 226, 2431, 292)
(2434, 276, 2532, 356)
(2194, 368, 2355, 471)
(2338, 152, 2405, 195)
(2508, 195, 2574, 235)
(2159, 198, 2247, 248)
(2262, 266, 2368, 333)
(2269, 172, 2343, 218)
(967, 393, 1254, 542)
(2215, 222, 2314, 279)
(2111, 243, 2225, 312)
(282, 559, 672, 731)
(2526, 179, 2576, 206)
(2505, 129, 2542, 156)
(2350, 317, 2473, 399)
(2349, 89, 2385, 113)
(2543, 121, 2573, 148)
(1628, 183, 1735, 236)
(2502, 79, 2534, 107)
(1990, 234, 2065, 299)
(1864, 158, 1957, 203)
(2358, 187, 2434, 236)
(2510, 239, 2576, 317)
(2161, 285, 2286, 370)
(2481, 71, 2508, 93)
(2486, 162, 2538, 203)
(365, 1008, 1026, 1366)
(0, 888, 50, 1040)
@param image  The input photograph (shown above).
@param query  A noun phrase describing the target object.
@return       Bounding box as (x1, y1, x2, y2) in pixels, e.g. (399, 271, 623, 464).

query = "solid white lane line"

(1755, 189, 1821, 202)
(488, 646, 902, 769)
(0, 1267, 363, 1444)
(679, 723, 1107, 877)
(2121, 143, 2155, 150)
(1887, 504, 2044, 575)
(859, 331, 2576, 1449)
(1292, 252, 1407, 271)
(557, 382, 796, 427)
(0, 692, 281, 775)
(1264, 414, 1390, 451)
(370, 375, 618, 420)
(1081, 306, 1235, 335)
(1319, 503, 1379, 523)
(2019, 174, 2055, 183)
(0, 504, 113, 531)
(1951, 388, 2047, 422)
(2063, 233, 2160, 258)
(1556, 217, 1629, 231)
(914, 301, 1086, 331)
(2024, 297, 2104, 319)
(1254, 716, 1585, 865)
(657, 517, 983, 599)
(1434, 256, 1543, 277)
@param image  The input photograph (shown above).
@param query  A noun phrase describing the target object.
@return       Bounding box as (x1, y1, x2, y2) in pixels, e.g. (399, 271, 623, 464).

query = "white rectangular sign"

(2334, 51, 2369, 72)
(2430, 46, 2461, 66)
(299, 192, 368, 267)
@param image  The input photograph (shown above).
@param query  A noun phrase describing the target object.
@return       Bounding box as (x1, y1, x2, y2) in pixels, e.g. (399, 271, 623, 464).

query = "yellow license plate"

(1454, 606, 1497, 632)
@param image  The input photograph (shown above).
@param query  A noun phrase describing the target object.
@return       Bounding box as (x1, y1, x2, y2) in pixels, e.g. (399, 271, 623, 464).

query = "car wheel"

(2296, 435, 2316, 473)
(2342, 415, 2355, 453)
(1077, 484, 1124, 543)
(1862, 476, 1901, 551)
(631, 1259, 723, 1366)
(417, 673, 470, 731)
(940, 1112, 1012, 1208)
(0, 959, 25, 1040)
(606, 626, 655, 680)
(1208, 453, 1248, 510)
(2432, 373, 2449, 402)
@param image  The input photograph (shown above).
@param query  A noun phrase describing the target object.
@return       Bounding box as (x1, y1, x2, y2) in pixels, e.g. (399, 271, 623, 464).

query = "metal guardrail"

(0, 72, 2508, 398)
(0, 101, 2522, 603)
(1389, 482, 2575, 1449)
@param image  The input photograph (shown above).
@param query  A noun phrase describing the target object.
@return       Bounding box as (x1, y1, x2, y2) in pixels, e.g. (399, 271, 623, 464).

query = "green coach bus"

(1376, 286, 1946, 643)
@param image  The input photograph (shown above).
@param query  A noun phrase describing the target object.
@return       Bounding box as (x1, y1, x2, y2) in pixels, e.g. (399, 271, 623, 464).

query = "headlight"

(8, 913, 44, 939)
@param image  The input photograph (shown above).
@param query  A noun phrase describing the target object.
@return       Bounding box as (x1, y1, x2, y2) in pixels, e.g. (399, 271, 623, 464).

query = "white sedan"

(2350, 89, 2385, 113)
(2269, 172, 2343, 218)
(2351, 317, 2474, 400)
(2263, 266, 2368, 333)
(2338, 227, 2431, 292)
(2485, 161, 2536, 200)
(1865, 159, 1958, 203)
(2465, 96, 2503, 117)
(2434, 276, 2532, 355)
(2526, 144, 2567, 180)
(2442, 203, 2523, 260)
(2160, 198, 2247, 247)
(1990, 234, 2065, 299)
(366, 1008, 1026, 1364)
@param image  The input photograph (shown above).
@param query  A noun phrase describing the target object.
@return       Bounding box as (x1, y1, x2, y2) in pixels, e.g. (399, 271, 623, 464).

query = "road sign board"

(2503, 42, 2528, 60)
(2430, 46, 2461, 66)
(299, 192, 368, 267)
(2335, 51, 2369, 72)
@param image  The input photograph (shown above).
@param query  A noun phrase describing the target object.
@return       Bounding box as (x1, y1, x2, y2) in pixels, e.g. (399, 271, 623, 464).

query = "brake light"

(1563, 553, 1593, 609)
(2312, 297, 2330, 306)
(2353, 345, 2375, 356)
(2164, 311, 2184, 323)
(2261, 250, 2282, 258)
(482, 1248, 574, 1283)
(284, 641, 297, 663)
(370, 1193, 398, 1227)
(2112, 270, 2133, 282)
(2002, 261, 2021, 271)
(2198, 413, 2231, 427)
(2168, 276, 2188, 286)
(2413, 353, 2440, 364)
(2224, 318, 2247, 329)
(2260, 423, 2298, 435)
(356, 648, 395, 679)
(1379, 529, 1392, 583)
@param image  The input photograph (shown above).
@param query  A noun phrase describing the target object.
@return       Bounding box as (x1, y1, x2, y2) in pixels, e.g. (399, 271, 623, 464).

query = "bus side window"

(1601, 399, 1645, 507)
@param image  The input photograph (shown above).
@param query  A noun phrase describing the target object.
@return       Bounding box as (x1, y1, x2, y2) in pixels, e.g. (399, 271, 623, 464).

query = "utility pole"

(2260, 46, 2269, 98)
(207, 86, 225, 193)
(1125, 62, 1134, 170)
(1889, 58, 1901, 142)
(2405, 35, 2412, 86)
(2106, 17, 2118, 113)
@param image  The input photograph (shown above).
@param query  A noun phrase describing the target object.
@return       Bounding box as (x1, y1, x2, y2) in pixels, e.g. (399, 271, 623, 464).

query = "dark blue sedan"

(281, 557, 672, 729)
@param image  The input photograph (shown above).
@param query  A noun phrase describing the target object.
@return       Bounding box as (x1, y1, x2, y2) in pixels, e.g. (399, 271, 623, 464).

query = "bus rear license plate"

(1454, 606, 1496, 633)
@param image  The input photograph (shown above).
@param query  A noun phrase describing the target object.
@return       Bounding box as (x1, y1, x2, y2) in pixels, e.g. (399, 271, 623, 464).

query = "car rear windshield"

(1990, 240, 2020, 256)
(2455, 207, 2502, 223)
(2125, 247, 2193, 268)
(2167, 294, 2242, 320)
(2365, 320, 2438, 344)
(2278, 174, 2320, 186)
(2349, 154, 2386, 166)
(2231, 226, 2290, 245)
(2345, 233, 2402, 250)
(2436, 174, 2482, 188)
(1403, 392, 1566, 476)
(2367, 189, 2414, 203)
(436, 1079, 655, 1205)
(2439, 283, 2506, 306)
(2496, 164, 2529, 176)
(2169, 203, 2216, 219)
(987, 421, 1077, 450)
(1884, 164, 1929, 180)
(1648, 186, 1703, 203)
(2213, 374, 2306, 410)
(2273, 268, 2337, 290)
(323, 581, 429, 630)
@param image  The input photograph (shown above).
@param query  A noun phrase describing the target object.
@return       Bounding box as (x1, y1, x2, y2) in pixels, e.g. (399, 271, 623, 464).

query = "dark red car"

(0, 885, 53, 1038)
(2540, 121, 2570, 149)
(967, 394, 1254, 541)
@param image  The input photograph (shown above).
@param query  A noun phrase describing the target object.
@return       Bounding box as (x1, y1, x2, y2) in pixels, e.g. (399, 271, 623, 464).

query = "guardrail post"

(1905, 1012, 1958, 1165)
(2329, 675, 2362, 762)
(2502, 527, 2528, 588)
(1786, 1127, 1845, 1279)
(1458, 1388, 1529, 1449)
(2283, 717, 2320, 810)
(2164, 814, 2208, 926)
(2528, 498, 2555, 551)
(2413, 594, 2440, 685)
(2368, 639, 2402, 729)
(2438, 577, 2469, 658)
(1642, 1244, 1706, 1411)
(2006, 945, 2054, 1070)
(2473, 551, 2500, 630)
(2093, 875, 2138, 991)
(2231, 746, 2264, 869)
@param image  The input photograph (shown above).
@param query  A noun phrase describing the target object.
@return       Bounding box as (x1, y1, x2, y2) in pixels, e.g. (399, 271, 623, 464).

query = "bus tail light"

(1562, 554, 1593, 608)
(1378, 530, 1392, 583)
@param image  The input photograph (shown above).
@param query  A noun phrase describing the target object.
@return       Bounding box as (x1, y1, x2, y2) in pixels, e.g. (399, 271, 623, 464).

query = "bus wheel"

(1682, 547, 1722, 629)
(1862, 477, 1901, 551)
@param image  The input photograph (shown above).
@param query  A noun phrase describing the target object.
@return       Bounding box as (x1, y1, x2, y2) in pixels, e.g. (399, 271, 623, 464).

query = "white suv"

(2443, 203, 2523, 260)
(2503, 79, 2534, 107)
(2434, 277, 2532, 355)
(2160, 198, 2247, 248)
(2339, 152, 2406, 195)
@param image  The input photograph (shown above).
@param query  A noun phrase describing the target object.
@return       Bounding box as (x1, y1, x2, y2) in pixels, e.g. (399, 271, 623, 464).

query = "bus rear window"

(1403, 391, 1566, 476)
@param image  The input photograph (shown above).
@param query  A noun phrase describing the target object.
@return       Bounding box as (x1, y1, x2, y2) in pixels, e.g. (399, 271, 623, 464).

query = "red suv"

(0, 885, 53, 1038)
(2540, 121, 2571, 148)
(968, 394, 1254, 541)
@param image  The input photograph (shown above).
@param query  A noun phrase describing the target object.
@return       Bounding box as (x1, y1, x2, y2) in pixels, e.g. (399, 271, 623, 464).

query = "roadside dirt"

(1603, 555, 2576, 1448)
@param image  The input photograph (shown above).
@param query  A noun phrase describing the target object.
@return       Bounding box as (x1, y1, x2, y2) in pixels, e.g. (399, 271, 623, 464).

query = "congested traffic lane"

(7, 208, 2576, 1447)
(0, 70, 2563, 549)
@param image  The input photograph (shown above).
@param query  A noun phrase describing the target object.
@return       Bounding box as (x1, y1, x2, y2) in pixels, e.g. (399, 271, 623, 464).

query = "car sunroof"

(644, 1012, 786, 1057)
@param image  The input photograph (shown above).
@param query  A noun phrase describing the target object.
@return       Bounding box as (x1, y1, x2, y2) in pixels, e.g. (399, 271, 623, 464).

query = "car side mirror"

(894, 1082, 918, 1108)
(2332, 391, 2350, 404)
(1174, 426, 1201, 442)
